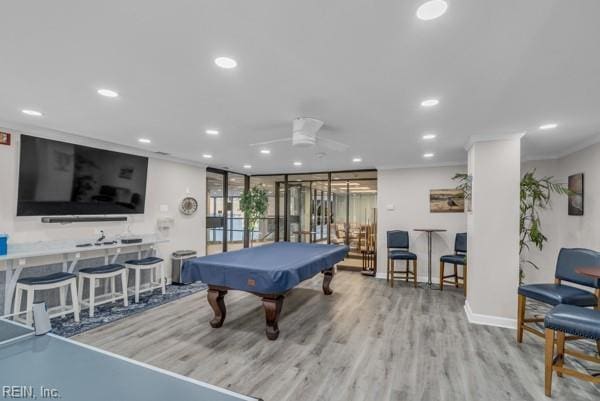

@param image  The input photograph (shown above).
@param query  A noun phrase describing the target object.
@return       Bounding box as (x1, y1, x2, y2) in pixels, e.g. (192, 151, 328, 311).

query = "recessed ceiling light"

(243, 164, 252, 169)
(421, 98, 439, 107)
(21, 109, 43, 117)
(352, 157, 362, 163)
(422, 133, 437, 140)
(293, 161, 302, 166)
(416, 0, 448, 21)
(202, 154, 213, 159)
(260, 149, 271, 154)
(539, 123, 558, 130)
(97, 89, 119, 98)
(214, 57, 237, 69)
(205, 129, 219, 135)
(423, 152, 435, 158)
(138, 138, 151, 144)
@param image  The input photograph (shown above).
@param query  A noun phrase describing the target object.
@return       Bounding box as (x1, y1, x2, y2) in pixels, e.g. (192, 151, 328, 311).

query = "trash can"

(171, 250, 197, 284)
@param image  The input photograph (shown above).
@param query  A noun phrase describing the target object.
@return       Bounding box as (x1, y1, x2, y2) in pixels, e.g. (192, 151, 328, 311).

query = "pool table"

(182, 242, 348, 340)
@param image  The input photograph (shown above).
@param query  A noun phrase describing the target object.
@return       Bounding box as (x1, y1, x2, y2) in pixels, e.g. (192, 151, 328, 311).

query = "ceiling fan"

(249, 117, 349, 152)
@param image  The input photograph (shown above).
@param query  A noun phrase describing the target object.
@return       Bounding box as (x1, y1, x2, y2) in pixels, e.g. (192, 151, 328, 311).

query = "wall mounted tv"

(17, 135, 148, 216)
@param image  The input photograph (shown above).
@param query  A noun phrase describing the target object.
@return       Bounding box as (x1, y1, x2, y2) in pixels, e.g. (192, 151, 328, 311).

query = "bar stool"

(387, 230, 418, 288)
(13, 272, 80, 326)
(125, 257, 166, 303)
(78, 264, 128, 317)
(543, 304, 600, 396)
(439, 232, 467, 296)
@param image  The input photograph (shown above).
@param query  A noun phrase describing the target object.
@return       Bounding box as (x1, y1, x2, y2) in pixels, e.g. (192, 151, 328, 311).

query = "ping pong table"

(0, 318, 261, 401)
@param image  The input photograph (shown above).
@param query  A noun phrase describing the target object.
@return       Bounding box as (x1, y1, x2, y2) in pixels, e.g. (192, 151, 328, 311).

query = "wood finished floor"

(74, 271, 599, 401)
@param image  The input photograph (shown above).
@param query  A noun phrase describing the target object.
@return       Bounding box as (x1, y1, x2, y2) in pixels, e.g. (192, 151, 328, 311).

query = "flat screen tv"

(17, 135, 148, 216)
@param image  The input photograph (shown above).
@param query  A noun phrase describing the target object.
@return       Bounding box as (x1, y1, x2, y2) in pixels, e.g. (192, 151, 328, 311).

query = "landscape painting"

(430, 189, 465, 213)
(568, 173, 584, 216)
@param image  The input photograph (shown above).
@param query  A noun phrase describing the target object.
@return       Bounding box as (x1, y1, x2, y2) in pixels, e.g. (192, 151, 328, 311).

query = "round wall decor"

(180, 196, 198, 215)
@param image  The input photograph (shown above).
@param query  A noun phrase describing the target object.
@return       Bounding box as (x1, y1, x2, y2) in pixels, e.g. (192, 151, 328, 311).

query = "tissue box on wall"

(0, 234, 7, 256)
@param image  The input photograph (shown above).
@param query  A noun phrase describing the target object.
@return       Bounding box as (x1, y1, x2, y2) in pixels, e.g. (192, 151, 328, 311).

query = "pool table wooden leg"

(322, 268, 334, 295)
(263, 295, 284, 340)
(207, 287, 228, 328)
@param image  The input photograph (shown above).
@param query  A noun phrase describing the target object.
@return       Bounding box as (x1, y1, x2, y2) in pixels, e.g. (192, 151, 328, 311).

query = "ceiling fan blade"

(317, 137, 350, 152)
(249, 137, 292, 147)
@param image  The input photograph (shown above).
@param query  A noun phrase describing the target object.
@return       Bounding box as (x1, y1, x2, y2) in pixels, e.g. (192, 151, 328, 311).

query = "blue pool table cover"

(182, 242, 348, 294)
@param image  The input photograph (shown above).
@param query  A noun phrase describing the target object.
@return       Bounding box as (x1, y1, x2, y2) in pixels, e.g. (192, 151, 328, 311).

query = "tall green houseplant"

(519, 170, 570, 282)
(453, 170, 570, 282)
(239, 186, 268, 246)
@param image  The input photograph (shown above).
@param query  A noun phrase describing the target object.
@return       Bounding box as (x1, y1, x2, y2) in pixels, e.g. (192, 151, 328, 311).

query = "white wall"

(522, 141, 600, 283)
(0, 133, 206, 281)
(376, 166, 468, 281)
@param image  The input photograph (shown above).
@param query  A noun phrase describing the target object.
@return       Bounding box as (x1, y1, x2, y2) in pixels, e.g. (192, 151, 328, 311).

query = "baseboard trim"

(464, 300, 516, 330)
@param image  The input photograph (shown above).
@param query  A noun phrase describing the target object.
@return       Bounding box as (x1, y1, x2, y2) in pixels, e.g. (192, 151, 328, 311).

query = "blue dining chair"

(543, 304, 600, 396)
(439, 232, 467, 296)
(517, 247, 600, 343)
(387, 230, 417, 288)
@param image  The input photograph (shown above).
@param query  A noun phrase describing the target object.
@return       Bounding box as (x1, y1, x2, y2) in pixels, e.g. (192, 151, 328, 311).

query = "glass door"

(226, 173, 245, 252)
(206, 170, 226, 255)
(206, 169, 249, 254)
(287, 183, 303, 242)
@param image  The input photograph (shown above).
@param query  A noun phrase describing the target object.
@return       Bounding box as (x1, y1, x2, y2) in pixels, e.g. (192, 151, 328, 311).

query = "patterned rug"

(51, 282, 207, 337)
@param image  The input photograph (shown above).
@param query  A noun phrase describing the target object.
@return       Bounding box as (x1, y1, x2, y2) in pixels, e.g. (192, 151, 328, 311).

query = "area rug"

(51, 282, 207, 337)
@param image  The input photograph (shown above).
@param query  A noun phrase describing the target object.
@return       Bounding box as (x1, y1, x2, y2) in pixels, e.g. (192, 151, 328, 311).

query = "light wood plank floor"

(75, 271, 599, 401)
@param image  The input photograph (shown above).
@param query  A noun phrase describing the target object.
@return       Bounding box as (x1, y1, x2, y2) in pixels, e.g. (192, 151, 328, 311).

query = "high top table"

(575, 266, 600, 279)
(413, 229, 447, 289)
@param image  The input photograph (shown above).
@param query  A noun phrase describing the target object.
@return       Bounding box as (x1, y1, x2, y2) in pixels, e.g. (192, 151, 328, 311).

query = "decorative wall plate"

(180, 196, 198, 215)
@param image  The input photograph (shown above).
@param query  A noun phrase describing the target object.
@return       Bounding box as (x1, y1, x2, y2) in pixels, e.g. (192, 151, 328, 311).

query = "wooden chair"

(13, 272, 80, 326)
(124, 256, 166, 303)
(439, 232, 467, 296)
(543, 304, 600, 396)
(517, 248, 600, 343)
(386, 230, 417, 288)
(78, 264, 128, 317)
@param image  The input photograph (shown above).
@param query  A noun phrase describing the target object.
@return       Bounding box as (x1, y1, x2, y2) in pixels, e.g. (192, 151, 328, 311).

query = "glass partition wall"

(249, 175, 284, 247)
(207, 169, 377, 265)
(206, 168, 249, 255)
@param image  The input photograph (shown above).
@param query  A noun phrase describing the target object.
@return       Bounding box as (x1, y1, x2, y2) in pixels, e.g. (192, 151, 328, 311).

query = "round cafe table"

(414, 229, 447, 289)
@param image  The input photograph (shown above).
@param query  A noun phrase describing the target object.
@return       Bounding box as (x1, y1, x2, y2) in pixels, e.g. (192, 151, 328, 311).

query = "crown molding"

(376, 160, 467, 171)
(464, 132, 526, 151)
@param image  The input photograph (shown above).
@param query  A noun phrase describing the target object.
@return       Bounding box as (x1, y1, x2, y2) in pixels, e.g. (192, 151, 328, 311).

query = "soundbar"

(121, 238, 143, 244)
(41, 216, 128, 224)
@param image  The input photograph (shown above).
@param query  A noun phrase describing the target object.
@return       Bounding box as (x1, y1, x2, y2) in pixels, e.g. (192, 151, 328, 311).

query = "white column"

(465, 134, 522, 329)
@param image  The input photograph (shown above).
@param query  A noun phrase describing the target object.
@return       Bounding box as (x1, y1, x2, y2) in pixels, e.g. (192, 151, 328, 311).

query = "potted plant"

(453, 170, 570, 282)
(240, 186, 268, 246)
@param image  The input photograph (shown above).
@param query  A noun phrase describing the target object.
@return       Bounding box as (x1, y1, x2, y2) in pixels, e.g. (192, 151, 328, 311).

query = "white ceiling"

(1, 1, 600, 174)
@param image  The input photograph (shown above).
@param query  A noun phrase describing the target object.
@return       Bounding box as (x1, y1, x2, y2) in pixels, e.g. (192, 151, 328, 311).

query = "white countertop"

(0, 234, 168, 262)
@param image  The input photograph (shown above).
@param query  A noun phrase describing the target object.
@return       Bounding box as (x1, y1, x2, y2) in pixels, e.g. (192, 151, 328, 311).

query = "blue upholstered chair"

(386, 230, 417, 288)
(439, 233, 467, 296)
(543, 305, 600, 396)
(517, 248, 600, 343)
